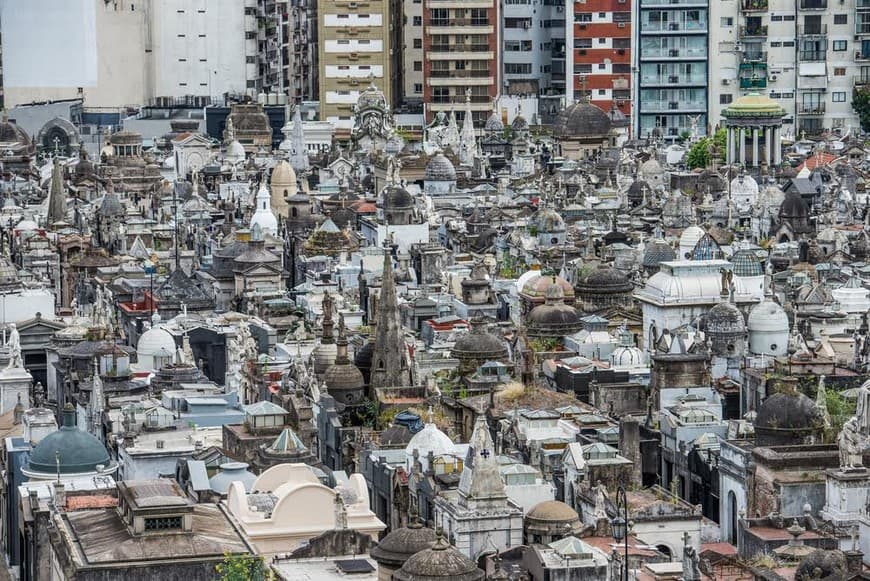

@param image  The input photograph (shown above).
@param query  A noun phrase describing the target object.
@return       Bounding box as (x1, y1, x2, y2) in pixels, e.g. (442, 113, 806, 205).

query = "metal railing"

(429, 18, 490, 26)
(799, 50, 826, 61)
(741, 0, 768, 10)
(798, 103, 826, 114)
(428, 70, 492, 78)
(799, 0, 827, 9)
(798, 24, 827, 35)
(740, 25, 768, 36)
(428, 44, 491, 52)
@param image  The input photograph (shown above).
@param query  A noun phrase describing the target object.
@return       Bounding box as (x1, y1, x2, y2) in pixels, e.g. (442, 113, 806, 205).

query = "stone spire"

(458, 414, 507, 510)
(459, 89, 476, 167)
(369, 245, 411, 390)
(47, 157, 67, 225)
(289, 104, 309, 173)
(321, 290, 335, 345)
(445, 110, 460, 153)
(335, 313, 349, 363)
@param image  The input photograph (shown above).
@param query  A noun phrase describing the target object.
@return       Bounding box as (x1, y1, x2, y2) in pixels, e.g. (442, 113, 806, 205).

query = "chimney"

(54, 482, 66, 509)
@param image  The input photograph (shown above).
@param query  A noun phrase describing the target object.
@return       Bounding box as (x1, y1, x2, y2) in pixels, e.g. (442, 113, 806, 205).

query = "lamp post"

(611, 485, 629, 581)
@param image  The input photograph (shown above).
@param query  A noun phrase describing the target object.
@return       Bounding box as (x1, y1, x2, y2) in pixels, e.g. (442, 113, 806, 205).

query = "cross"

(480, 448, 490, 459)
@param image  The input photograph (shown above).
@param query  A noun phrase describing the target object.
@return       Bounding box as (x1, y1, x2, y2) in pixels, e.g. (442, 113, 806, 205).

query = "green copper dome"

(25, 404, 113, 477)
(722, 93, 786, 118)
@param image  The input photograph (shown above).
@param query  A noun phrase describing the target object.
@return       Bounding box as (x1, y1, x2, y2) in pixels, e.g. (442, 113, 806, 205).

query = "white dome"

(250, 184, 278, 236)
(640, 267, 722, 303)
(405, 423, 454, 469)
(515, 268, 542, 294)
(679, 226, 705, 250)
(226, 140, 245, 163)
(137, 326, 176, 356)
(747, 300, 788, 332)
(16, 219, 38, 231)
(610, 346, 646, 369)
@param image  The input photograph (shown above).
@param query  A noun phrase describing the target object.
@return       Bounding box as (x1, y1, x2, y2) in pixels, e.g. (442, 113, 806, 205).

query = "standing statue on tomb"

(5, 323, 21, 370)
(682, 531, 701, 581)
(593, 480, 608, 519)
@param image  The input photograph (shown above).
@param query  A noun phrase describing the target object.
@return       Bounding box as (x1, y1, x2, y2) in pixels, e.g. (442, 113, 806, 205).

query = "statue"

(593, 480, 608, 519)
(682, 531, 701, 581)
(5, 323, 22, 370)
(334, 492, 348, 530)
(857, 380, 870, 433)
(838, 416, 866, 469)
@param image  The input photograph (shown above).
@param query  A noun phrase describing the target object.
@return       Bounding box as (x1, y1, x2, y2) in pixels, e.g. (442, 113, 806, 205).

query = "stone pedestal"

(821, 468, 870, 527)
(0, 366, 32, 415)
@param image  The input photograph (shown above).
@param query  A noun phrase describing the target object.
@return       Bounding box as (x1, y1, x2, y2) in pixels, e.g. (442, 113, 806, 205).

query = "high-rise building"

(289, 1, 320, 103)
(401, 0, 425, 106)
(317, 0, 396, 134)
(709, 0, 860, 138)
(503, 0, 566, 124)
(634, 0, 709, 140)
(567, 0, 632, 124)
(422, 0, 499, 124)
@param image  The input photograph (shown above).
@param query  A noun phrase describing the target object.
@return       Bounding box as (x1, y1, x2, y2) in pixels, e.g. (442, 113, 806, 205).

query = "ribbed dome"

(26, 405, 113, 477)
(748, 299, 788, 332)
(730, 249, 763, 277)
(371, 520, 437, 567)
(393, 534, 484, 581)
(324, 360, 365, 391)
(643, 240, 676, 267)
(425, 153, 456, 182)
(99, 192, 124, 217)
(382, 185, 414, 209)
(706, 301, 746, 335)
(312, 342, 338, 375)
(576, 266, 633, 294)
(521, 274, 575, 300)
(226, 140, 245, 162)
(723, 92, 787, 118)
(526, 500, 579, 522)
(628, 180, 652, 199)
(611, 345, 646, 368)
(137, 326, 176, 356)
(451, 324, 508, 361)
(271, 160, 296, 187)
(527, 282, 582, 337)
(553, 102, 612, 138)
(484, 112, 505, 133)
(680, 225, 705, 252)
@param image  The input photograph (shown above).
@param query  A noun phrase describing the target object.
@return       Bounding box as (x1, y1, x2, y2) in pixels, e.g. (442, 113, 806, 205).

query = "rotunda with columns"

(722, 93, 786, 169)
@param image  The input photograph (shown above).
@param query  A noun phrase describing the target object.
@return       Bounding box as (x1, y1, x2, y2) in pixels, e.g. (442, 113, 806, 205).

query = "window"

(414, 61, 422, 71)
(505, 63, 532, 74)
(576, 12, 592, 22)
(413, 38, 422, 48)
(413, 16, 422, 25)
(833, 40, 847, 51)
(145, 516, 182, 531)
(834, 67, 846, 76)
(414, 83, 422, 93)
(575, 38, 592, 48)
(833, 91, 846, 102)
(599, 38, 606, 44)
(721, 17, 733, 26)
(598, 63, 606, 69)
(574, 63, 593, 74)
(783, 14, 795, 20)
(770, 15, 782, 21)
(598, 89, 606, 95)
(783, 41, 794, 47)
(770, 41, 781, 47)
(720, 94, 733, 104)
(613, 63, 630, 73)
(834, 14, 847, 24)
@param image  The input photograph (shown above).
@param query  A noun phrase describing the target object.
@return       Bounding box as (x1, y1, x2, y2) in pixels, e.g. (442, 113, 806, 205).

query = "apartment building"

(709, 0, 860, 138)
(567, 0, 632, 124)
(318, 0, 397, 134)
(402, 0, 425, 106)
(634, 0, 709, 140)
(289, 1, 320, 103)
(422, 0, 499, 124)
(503, 0, 566, 124)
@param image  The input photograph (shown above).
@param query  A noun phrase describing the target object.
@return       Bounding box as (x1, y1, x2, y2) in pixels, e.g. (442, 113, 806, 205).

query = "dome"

(25, 404, 114, 478)
(226, 140, 245, 162)
(611, 345, 646, 369)
(576, 266, 633, 294)
(780, 191, 809, 219)
(511, 115, 529, 132)
(209, 462, 256, 494)
(640, 158, 664, 180)
(357, 82, 388, 112)
(0, 119, 31, 145)
(371, 520, 437, 568)
(405, 422, 454, 458)
(312, 342, 339, 375)
(137, 326, 176, 356)
(527, 500, 580, 523)
(271, 160, 296, 188)
(451, 323, 508, 362)
(484, 111, 505, 133)
(795, 549, 847, 581)
(730, 249, 763, 277)
(679, 225, 705, 254)
(382, 185, 414, 209)
(723, 93, 787, 119)
(393, 534, 484, 581)
(706, 301, 746, 335)
(425, 153, 456, 182)
(643, 240, 676, 268)
(521, 274, 574, 300)
(754, 388, 823, 446)
(250, 184, 279, 236)
(324, 360, 365, 392)
(534, 207, 565, 233)
(527, 282, 582, 336)
(553, 102, 612, 138)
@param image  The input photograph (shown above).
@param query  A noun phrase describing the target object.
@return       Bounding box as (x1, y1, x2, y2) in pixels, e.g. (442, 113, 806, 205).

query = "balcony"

(855, 75, 870, 86)
(641, 0, 707, 5)
(742, 50, 767, 62)
(859, 0, 870, 7)
(799, 50, 826, 61)
(799, 0, 826, 8)
(640, 47, 706, 59)
(740, 25, 768, 37)
(641, 100, 706, 112)
(739, 76, 768, 89)
(798, 103, 826, 115)
(642, 20, 708, 33)
(798, 25, 827, 36)
(427, 19, 493, 34)
(429, 18, 490, 26)
(431, 95, 492, 104)
(741, 0, 768, 10)
(640, 74, 706, 85)
(858, 22, 870, 35)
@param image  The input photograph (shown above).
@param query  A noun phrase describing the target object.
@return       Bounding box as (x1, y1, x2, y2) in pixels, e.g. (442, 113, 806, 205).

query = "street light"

(611, 485, 629, 581)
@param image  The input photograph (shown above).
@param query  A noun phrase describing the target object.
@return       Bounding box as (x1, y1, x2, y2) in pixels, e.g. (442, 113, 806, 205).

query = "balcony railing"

(858, 22, 870, 34)
(740, 25, 768, 36)
(429, 44, 491, 52)
(798, 103, 826, 115)
(641, 20, 707, 33)
(859, 0, 870, 7)
(431, 95, 493, 104)
(642, 100, 707, 112)
(429, 70, 492, 78)
(799, 0, 827, 8)
(642, 48, 706, 58)
(855, 75, 870, 85)
(741, 0, 768, 10)
(429, 18, 490, 26)
(743, 51, 768, 62)
(798, 24, 827, 36)
(642, 0, 707, 5)
(799, 50, 827, 61)
(640, 74, 706, 85)
(740, 76, 768, 89)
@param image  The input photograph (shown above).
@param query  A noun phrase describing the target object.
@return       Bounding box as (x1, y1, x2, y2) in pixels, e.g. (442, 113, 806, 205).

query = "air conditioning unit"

(722, 78, 731, 85)
(618, 22, 626, 28)
(769, 74, 778, 81)
(618, 48, 626, 54)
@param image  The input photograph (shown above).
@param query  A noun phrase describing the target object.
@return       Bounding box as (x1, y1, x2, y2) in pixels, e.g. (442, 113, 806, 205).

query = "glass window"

(834, 14, 847, 24)
(833, 91, 846, 102)
(833, 40, 847, 51)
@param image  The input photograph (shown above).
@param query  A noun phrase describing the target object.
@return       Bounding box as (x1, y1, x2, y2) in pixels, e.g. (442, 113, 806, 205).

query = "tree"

(853, 87, 870, 132)
(216, 552, 271, 581)
(685, 137, 712, 169)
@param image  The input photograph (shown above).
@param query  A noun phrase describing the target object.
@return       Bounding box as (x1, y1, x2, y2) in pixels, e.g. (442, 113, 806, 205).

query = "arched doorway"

(656, 545, 672, 559)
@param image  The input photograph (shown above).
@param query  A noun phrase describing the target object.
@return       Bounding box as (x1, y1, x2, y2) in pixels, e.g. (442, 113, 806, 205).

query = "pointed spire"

(90, 358, 104, 438)
(369, 243, 411, 390)
(47, 157, 67, 225)
(459, 89, 476, 167)
(458, 415, 507, 510)
(334, 312, 349, 364)
(289, 103, 310, 173)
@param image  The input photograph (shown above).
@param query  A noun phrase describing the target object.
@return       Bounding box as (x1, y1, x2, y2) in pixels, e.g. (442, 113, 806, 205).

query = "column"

(765, 126, 772, 167)
(739, 127, 746, 166)
(727, 127, 734, 165)
(752, 128, 759, 168)
(773, 126, 781, 165)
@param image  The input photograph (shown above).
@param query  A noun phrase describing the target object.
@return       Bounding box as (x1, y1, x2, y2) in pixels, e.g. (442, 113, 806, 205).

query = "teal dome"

(25, 404, 113, 477)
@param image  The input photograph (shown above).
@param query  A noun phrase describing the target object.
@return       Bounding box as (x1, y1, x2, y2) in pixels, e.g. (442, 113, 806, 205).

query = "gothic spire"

(47, 157, 67, 225)
(289, 104, 310, 173)
(369, 244, 411, 390)
(458, 414, 507, 510)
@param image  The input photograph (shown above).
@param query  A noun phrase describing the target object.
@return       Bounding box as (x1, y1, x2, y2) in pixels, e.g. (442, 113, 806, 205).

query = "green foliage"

(685, 138, 711, 170)
(713, 127, 727, 152)
(216, 552, 271, 581)
(853, 88, 870, 132)
(826, 390, 857, 434)
(529, 337, 561, 352)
